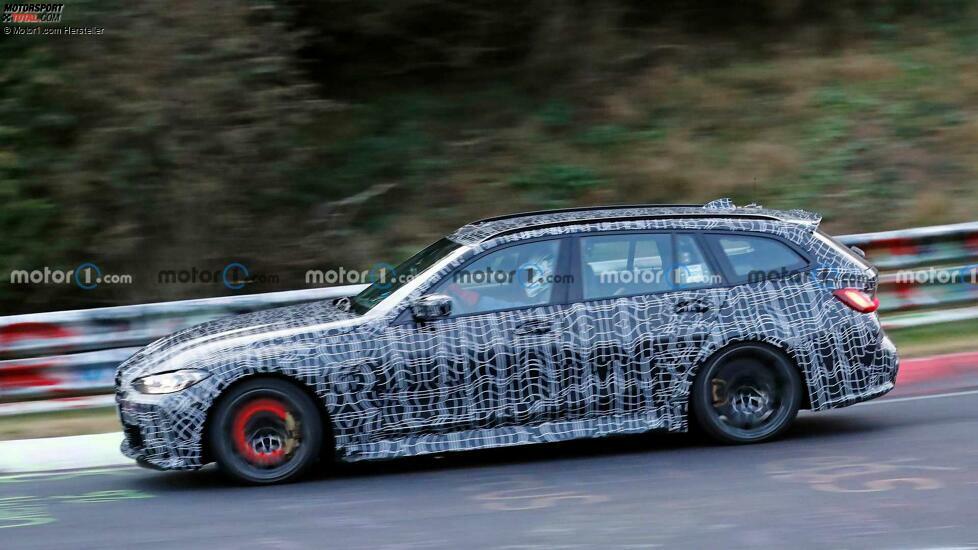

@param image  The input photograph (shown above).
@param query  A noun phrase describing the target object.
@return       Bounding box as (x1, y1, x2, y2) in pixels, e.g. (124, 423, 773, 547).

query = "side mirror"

(411, 294, 453, 321)
(850, 246, 867, 259)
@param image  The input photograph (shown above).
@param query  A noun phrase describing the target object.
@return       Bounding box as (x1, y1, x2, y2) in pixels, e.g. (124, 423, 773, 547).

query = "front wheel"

(209, 378, 323, 484)
(691, 345, 802, 444)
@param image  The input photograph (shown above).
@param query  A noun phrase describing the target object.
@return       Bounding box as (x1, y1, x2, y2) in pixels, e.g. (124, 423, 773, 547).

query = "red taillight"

(832, 288, 880, 313)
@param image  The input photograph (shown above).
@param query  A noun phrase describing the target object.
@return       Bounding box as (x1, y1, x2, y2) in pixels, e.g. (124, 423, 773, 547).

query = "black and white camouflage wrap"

(116, 204, 898, 470)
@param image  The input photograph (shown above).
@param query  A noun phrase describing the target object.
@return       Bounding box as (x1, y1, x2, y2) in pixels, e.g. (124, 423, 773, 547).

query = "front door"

(381, 237, 574, 438)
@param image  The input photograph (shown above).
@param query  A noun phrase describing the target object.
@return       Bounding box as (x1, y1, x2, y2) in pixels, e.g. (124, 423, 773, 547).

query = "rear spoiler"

(704, 198, 821, 228)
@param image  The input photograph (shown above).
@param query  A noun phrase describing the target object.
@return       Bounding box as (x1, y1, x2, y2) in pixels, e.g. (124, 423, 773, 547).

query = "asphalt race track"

(5, 386, 978, 549)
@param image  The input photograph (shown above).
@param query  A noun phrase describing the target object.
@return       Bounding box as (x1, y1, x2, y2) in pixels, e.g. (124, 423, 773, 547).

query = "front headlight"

(132, 369, 210, 394)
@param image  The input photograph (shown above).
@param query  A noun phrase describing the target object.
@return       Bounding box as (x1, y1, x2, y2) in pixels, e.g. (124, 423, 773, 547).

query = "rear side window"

(815, 229, 872, 270)
(674, 234, 719, 289)
(579, 234, 672, 300)
(577, 232, 724, 301)
(710, 235, 808, 283)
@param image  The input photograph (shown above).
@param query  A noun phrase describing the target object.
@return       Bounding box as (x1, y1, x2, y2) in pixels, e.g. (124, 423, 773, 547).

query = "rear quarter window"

(709, 234, 809, 283)
(814, 229, 873, 270)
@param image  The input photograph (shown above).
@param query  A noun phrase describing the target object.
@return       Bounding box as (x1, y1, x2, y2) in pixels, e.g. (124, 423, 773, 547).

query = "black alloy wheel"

(692, 345, 802, 444)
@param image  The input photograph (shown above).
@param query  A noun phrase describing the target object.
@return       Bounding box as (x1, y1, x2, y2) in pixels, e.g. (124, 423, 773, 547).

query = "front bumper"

(116, 383, 215, 471)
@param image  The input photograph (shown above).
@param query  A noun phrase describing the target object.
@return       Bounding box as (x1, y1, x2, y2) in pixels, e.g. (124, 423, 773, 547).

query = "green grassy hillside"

(3, 2, 978, 312)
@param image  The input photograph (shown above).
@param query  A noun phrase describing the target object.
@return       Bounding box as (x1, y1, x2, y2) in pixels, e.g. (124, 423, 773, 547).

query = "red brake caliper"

(232, 398, 292, 466)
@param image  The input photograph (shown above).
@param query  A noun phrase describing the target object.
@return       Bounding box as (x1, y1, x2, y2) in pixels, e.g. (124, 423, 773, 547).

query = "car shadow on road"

(789, 412, 886, 440)
(132, 411, 885, 492)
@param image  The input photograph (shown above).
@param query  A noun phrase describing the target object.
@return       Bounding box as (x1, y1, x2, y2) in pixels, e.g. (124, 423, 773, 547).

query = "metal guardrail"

(1, 222, 977, 415)
(839, 222, 978, 315)
(840, 221, 978, 269)
(0, 286, 368, 359)
(0, 286, 367, 415)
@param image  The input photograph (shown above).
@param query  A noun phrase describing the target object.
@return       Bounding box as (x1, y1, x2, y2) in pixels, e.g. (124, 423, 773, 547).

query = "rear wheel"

(209, 378, 322, 484)
(692, 345, 802, 444)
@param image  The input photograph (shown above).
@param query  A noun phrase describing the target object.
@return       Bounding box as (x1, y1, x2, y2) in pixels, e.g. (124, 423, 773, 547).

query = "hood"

(118, 299, 362, 382)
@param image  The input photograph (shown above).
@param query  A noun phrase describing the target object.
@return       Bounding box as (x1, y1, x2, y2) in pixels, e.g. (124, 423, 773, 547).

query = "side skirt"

(337, 411, 684, 462)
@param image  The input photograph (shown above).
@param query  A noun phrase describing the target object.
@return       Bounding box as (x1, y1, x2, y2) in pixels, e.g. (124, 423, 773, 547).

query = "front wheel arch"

(200, 373, 336, 466)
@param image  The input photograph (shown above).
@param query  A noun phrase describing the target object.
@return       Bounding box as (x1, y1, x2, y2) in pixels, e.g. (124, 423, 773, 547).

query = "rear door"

(568, 231, 726, 423)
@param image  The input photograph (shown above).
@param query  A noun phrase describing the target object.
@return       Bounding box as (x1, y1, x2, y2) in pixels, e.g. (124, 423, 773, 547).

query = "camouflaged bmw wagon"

(116, 199, 898, 483)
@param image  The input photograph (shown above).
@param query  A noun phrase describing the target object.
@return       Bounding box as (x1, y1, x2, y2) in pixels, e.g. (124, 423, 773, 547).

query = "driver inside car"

(440, 251, 557, 315)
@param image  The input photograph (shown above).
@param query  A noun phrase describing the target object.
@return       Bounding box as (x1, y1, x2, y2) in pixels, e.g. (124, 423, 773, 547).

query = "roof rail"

(487, 212, 783, 241)
(473, 203, 704, 224)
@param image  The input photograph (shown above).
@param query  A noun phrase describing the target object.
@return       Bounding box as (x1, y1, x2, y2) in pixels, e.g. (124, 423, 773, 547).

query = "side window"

(711, 234, 808, 283)
(673, 234, 719, 289)
(580, 234, 672, 300)
(433, 240, 562, 316)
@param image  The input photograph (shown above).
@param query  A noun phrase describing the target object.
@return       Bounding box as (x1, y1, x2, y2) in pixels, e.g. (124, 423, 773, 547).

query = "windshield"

(351, 238, 462, 314)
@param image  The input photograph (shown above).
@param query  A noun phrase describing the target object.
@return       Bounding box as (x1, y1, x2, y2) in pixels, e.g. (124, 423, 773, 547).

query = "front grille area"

(123, 422, 144, 450)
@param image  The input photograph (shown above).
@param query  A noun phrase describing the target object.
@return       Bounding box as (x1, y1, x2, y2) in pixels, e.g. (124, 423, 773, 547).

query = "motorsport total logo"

(2, 3, 64, 23)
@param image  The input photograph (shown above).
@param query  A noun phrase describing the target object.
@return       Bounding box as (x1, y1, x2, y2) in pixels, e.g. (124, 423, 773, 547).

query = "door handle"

(514, 319, 553, 335)
(674, 299, 710, 313)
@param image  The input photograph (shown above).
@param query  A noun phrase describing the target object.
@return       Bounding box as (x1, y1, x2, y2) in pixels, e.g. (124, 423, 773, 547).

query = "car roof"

(449, 198, 821, 245)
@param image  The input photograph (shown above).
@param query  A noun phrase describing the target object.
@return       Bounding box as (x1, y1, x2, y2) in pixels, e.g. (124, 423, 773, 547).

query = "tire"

(208, 378, 323, 484)
(691, 345, 802, 444)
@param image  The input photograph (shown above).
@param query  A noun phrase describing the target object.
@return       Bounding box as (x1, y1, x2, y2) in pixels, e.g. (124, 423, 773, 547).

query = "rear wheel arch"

(688, 340, 805, 443)
(689, 339, 811, 411)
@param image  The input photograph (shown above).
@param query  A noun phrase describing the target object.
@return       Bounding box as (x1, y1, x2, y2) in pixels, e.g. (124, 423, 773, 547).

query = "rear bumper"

(876, 333, 900, 389)
(813, 333, 899, 410)
(821, 378, 895, 409)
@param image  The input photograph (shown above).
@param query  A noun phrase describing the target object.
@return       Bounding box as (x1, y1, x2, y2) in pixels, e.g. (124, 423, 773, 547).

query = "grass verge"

(0, 407, 120, 442)
(887, 318, 978, 358)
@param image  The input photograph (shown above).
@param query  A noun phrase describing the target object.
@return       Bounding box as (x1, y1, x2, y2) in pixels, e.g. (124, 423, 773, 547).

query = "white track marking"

(858, 388, 978, 406)
(0, 432, 126, 473)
